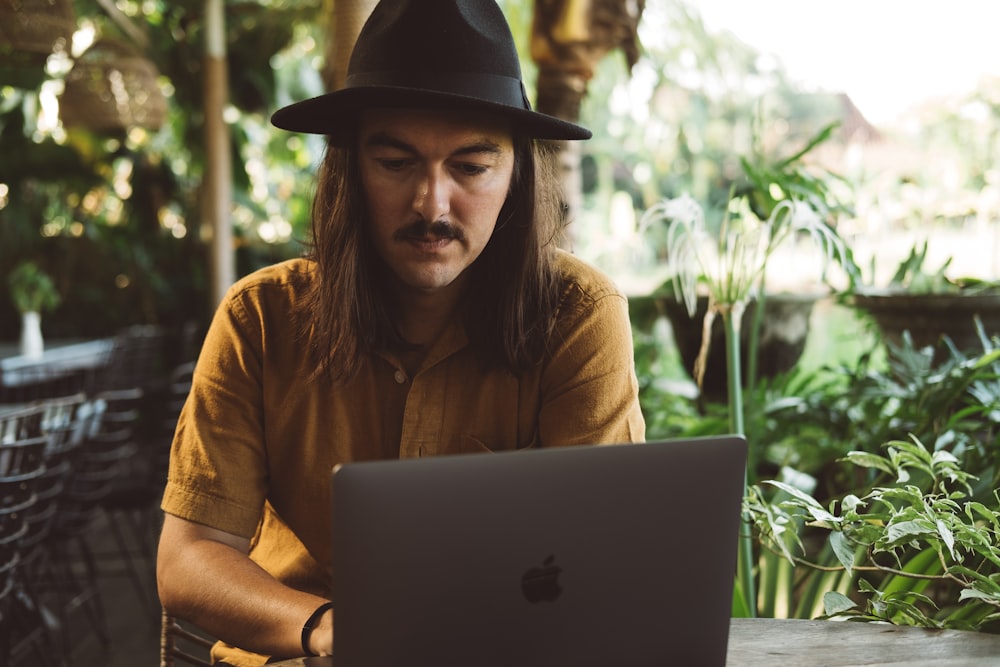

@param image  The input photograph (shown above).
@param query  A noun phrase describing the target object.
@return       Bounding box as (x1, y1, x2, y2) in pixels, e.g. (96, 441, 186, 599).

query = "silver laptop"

(330, 435, 747, 667)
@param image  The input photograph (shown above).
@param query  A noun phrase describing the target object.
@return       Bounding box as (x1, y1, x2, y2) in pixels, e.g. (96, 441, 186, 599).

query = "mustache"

(393, 218, 465, 242)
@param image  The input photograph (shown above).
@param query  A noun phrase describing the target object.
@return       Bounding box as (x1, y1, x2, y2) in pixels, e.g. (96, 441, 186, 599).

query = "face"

(358, 108, 515, 298)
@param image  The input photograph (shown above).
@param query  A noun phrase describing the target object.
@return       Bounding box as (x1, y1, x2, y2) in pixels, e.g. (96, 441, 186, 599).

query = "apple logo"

(521, 554, 563, 603)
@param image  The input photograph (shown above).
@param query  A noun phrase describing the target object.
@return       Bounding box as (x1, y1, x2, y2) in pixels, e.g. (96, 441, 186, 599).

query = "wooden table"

(726, 618, 1000, 666)
(0, 338, 114, 403)
(265, 618, 1000, 666)
(0, 338, 114, 386)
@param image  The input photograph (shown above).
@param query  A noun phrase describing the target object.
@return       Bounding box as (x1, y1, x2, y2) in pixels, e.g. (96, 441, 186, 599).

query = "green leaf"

(876, 486, 927, 508)
(885, 520, 935, 545)
(804, 505, 840, 526)
(958, 589, 1000, 603)
(930, 449, 959, 467)
(829, 531, 856, 574)
(765, 480, 825, 509)
(731, 577, 752, 618)
(965, 502, 1000, 530)
(936, 519, 956, 560)
(841, 495, 864, 512)
(823, 591, 857, 616)
(842, 451, 894, 476)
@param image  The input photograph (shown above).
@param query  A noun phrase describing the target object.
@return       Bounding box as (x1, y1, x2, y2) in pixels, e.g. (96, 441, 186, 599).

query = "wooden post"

(204, 0, 234, 306)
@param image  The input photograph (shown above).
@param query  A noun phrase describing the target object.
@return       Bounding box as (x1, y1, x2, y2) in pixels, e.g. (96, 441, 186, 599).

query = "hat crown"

(346, 0, 523, 98)
(269, 0, 591, 140)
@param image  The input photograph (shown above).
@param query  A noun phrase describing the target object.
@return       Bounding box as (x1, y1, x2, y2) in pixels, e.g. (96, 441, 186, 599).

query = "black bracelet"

(300, 601, 333, 657)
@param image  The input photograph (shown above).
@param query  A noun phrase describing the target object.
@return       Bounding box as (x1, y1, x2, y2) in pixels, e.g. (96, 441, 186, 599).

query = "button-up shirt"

(161, 249, 645, 666)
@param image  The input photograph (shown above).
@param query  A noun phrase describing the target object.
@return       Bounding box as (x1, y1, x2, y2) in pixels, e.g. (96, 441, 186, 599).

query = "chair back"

(54, 389, 138, 536)
(0, 360, 90, 404)
(99, 324, 167, 393)
(21, 394, 92, 561)
(0, 406, 43, 592)
(0, 404, 48, 512)
(38, 391, 92, 454)
(160, 608, 214, 667)
(0, 404, 47, 648)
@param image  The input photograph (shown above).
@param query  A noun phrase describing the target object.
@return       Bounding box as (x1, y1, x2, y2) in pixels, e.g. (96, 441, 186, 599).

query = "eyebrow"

(364, 131, 505, 158)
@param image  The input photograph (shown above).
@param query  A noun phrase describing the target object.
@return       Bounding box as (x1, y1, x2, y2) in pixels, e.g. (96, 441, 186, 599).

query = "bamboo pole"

(204, 0, 234, 306)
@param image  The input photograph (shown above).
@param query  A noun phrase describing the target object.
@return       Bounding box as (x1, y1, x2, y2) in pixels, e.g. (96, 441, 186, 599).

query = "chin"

(401, 269, 462, 293)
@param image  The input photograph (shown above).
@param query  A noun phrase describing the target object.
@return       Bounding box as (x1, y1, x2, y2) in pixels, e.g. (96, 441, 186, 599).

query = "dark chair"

(98, 360, 196, 625)
(159, 608, 214, 667)
(84, 386, 165, 620)
(0, 403, 53, 666)
(0, 528, 19, 666)
(40, 391, 140, 659)
(13, 394, 95, 659)
(89, 324, 170, 600)
(0, 363, 90, 405)
(95, 324, 168, 394)
(25, 394, 92, 558)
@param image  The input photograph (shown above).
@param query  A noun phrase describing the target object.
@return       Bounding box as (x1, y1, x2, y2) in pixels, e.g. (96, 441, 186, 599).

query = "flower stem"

(724, 309, 756, 616)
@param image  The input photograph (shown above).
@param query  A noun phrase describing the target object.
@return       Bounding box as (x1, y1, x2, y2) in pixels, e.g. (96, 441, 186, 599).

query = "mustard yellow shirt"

(161, 249, 645, 665)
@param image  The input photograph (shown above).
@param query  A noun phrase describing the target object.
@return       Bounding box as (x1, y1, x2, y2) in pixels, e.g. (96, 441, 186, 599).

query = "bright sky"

(689, 0, 1000, 124)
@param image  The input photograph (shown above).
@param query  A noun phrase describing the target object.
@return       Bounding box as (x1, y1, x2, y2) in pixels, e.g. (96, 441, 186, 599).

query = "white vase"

(20, 310, 44, 359)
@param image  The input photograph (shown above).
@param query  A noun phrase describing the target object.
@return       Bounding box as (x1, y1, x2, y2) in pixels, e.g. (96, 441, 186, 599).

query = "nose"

(412, 168, 450, 221)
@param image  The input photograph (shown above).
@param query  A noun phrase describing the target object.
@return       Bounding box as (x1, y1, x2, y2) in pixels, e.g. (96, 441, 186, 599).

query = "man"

(156, 0, 645, 664)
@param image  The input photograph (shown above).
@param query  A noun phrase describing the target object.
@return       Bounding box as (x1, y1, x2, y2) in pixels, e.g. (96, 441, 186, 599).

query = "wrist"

(301, 601, 334, 656)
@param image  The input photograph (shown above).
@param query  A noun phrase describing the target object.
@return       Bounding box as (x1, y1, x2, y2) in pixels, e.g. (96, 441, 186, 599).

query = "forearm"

(157, 516, 333, 658)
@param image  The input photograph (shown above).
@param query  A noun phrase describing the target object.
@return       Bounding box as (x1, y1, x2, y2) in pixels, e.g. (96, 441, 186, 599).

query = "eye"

(375, 158, 411, 172)
(453, 163, 489, 177)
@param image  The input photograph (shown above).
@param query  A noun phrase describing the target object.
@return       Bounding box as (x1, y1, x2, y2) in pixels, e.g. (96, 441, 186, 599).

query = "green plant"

(638, 191, 852, 616)
(861, 240, 1000, 296)
(734, 119, 862, 391)
(8, 261, 61, 314)
(634, 314, 1000, 623)
(737, 120, 854, 231)
(737, 321, 1000, 628)
(639, 194, 850, 439)
(746, 432, 1000, 631)
(639, 116, 862, 400)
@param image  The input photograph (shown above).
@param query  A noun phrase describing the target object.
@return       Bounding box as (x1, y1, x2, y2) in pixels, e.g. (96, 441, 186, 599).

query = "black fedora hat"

(270, 0, 591, 142)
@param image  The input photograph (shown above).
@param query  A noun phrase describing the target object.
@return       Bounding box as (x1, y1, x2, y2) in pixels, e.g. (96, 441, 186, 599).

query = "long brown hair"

(300, 133, 565, 383)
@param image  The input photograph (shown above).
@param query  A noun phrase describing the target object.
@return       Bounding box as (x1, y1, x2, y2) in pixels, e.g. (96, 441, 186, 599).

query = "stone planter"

(852, 290, 1000, 362)
(657, 292, 821, 402)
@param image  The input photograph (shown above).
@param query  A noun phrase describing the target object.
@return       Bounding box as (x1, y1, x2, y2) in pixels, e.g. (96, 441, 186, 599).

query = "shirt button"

(393, 370, 407, 384)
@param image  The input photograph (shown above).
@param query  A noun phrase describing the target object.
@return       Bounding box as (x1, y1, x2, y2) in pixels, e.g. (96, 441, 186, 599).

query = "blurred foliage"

(571, 0, 859, 273)
(8, 259, 61, 313)
(866, 240, 1000, 296)
(573, 1, 1000, 292)
(2, 0, 996, 345)
(1, 0, 325, 341)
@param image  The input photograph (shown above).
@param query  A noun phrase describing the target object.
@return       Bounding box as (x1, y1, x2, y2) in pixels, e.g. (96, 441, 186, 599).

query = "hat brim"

(270, 86, 592, 142)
